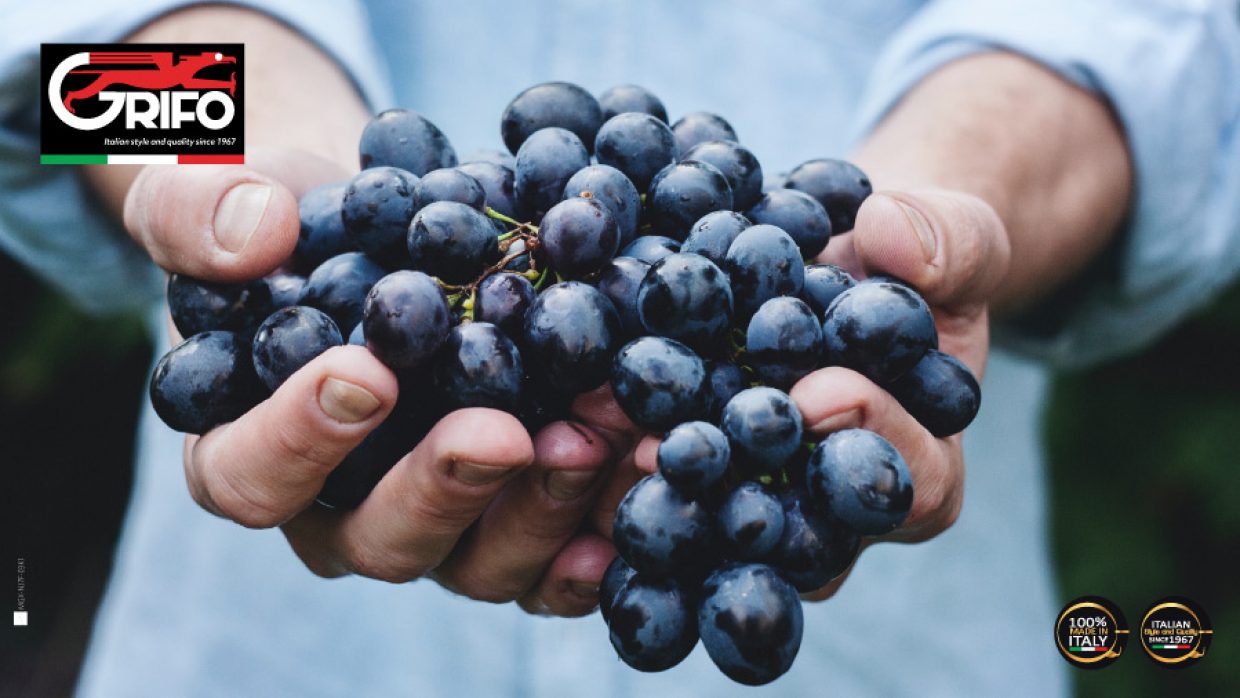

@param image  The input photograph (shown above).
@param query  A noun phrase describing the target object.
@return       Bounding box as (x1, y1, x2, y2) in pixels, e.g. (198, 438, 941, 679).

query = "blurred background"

(0, 248, 1236, 696)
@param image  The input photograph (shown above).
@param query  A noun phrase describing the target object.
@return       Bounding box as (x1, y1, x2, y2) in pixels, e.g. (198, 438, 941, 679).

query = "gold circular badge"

(1139, 597, 1213, 667)
(1054, 597, 1129, 669)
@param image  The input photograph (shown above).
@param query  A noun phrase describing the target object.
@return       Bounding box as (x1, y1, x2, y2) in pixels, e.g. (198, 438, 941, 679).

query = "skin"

(86, 8, 1131, 612)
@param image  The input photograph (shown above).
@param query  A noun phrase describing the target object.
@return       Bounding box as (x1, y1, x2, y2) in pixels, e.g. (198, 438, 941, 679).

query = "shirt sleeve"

(849, 0, 1240, 368)
(0, 0, 393, 315)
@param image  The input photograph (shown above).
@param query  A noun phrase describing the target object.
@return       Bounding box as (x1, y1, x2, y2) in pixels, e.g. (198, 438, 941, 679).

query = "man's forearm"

(852, 52, 1133, 312)
(84, 5, 370, 216)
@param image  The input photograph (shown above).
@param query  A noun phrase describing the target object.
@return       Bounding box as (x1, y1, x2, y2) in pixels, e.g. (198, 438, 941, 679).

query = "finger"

(185, 345, 397, 528)
(789, 367, 962, 542)
(588, 449, 646, 538)
(292, 409, 535, 583)
(633, 434, 660, 475)
(571, 383, 641, 453)
(518, 534, 617, 617)
(430, 420, 612, 602)
(123, 148, 346, 281)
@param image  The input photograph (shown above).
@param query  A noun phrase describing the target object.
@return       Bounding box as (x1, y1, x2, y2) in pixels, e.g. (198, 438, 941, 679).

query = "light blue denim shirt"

(1, 1, 1237, 696)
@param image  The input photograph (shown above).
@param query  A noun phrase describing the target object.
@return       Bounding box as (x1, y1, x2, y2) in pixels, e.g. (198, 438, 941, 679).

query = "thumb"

(845, 190, 1011, 310)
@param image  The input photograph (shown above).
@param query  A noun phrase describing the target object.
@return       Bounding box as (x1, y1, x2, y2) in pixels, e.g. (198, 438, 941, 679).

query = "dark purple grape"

(413, 168, 486, 210)
(563, 164, 641, 247)
(262, 273, 306, 310)
(745, 296, 823, 389)
(342, 166, 418, 267)
(619, 235, 680, 264)
(456, 161, 519, 219)
(724, 224, 805, 318)
(539, 197, 620, 279)
(784, 158, 872, 233)
(149, 331, 264, 434)
(698, 563, 803, 686)
(613, 473, 712, 577)
(431, 322, 523, 412)
(610, 336, 708, 432)
(800, 264, 855, 318)
(501, 81, 602, 155)
(251, 306, 343, 391)
(887, 349, 981, 437)
(807, 428, 913, 535)
(821, 281, 937, 384)
(717, 482, 785, 561)
(705, 360, 746, 422)
(300, 252, 386, 332)
(657, 421, 730, 497)
(474, 271, 535, 339)
(598, 84, 668, 123)
(595, 257, 651, 338)
(681, 210, 751, 267)
(600, 556, 637, 624)
(316, 405, 431, 509)
(407, 201, 502, 284)
(516, 369, 573, 433)
(721, 387, 803, 475)
(501, 237, 532, 272)
(683, 140, 763, 210)
(522, 281, 622, 394)
(295, 182, 354, 270)
(636, 252, 733, 355)
(771, 488, 859, 591)
(609, 577, 698, 672)
(167, 273, 273, 338)
(747, 188, 832, 258)
(593, 112, 677, 191)
(514, 127, 590, 219)
(359, 108, 457, 176)
(670, 111, 737, 156)
(362, 270, 451, 373)
(645, 161, 733, 241)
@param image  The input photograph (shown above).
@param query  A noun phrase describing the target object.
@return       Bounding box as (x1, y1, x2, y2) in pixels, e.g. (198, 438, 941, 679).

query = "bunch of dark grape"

(149, 81, 982, 684)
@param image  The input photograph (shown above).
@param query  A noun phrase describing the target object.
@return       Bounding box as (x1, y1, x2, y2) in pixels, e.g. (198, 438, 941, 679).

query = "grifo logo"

(40, 44, 244, 165)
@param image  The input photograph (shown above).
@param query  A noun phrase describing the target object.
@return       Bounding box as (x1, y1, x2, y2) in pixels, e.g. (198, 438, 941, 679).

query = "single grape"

(717, 482, 785, 561)
(598, 84, 668, 123)
(167, 273, 273, 338)
(413, 168, 486, 210)
(295, 182, 354, 270)
(745, 296, 823, 389)
(594, 112, 677, 191)
(771, 488, 859, 591)
(721, 387, 803, 475)
(681, 210, 751, 267)
(670, 111, 737, 155)
(522, 281, 622, 394)
(610, 336, 708, 432)
(342, 166, 419, 267)
(358, 108, 457, 175)
(514, 127, 590, 219)
(456, 161, 520, 219)
(636, 252, 733, 355)
(800, 264, 855, 318)
(262, 273, 306, 310)
(299, 252, 386, 333)
(683, 140, 763, 210)
(724, 224, 805, 318)
(362, 270, 451, 373)
(806, 428, 913, 535)
(595, 257, 651, 339)
(608, 577, 698, 672)
(619, 235, 680, 264)
(599, 555, 638, 624)
(251, 306, 343, 391)
(887, 349, 981, 437)
(316, 404, 432, 509)
(431, 322, 523, 412)
(613, 473, 712, 577)
(563, 164, 641, 247)
(474, 271, 535, 340)
(501, 81, 603, 155)
(821, 281, 937, 384)
(704, 360, 746, 422)
(784, 158, 872, 233)
(645, 161, 733, 241)
(698, 563, 803, 686)
(407, 201, 502, 284)
(747, 188, 832, 258)
(539, 197, 621, 279)
(658, 421, 730, 497)
(149, 331, 264, 434)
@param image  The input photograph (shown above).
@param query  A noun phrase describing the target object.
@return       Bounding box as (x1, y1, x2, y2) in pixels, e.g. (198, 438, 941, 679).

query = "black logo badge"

(40, 43, 244, 165)
(1139, 597, 1212, 667)
(1054, 596, 1130, 669)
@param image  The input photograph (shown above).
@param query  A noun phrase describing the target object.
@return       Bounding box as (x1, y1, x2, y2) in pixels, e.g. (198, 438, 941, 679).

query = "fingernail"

(454, 461, 511, 486)
(214, 183, 271, 253)
(810, 408, 862, 435)
(544, 470, 600, 501)
(569, 580, 599, 599)
(894, 200, 937, 261)
(319, 377, 381, 423)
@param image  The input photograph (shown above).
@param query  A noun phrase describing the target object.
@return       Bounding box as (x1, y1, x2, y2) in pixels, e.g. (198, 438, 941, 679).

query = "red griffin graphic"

(63, 51, 236, 114)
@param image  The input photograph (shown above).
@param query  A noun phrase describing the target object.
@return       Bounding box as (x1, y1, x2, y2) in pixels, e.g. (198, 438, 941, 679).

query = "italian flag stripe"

(1152, 644, 1191, 649)
(1068, 646, 1107, 652)
(42, 154, 244, 165)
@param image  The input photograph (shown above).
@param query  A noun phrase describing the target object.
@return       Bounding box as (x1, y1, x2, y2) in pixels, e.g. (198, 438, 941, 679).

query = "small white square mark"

(13, 611, 28, 626)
